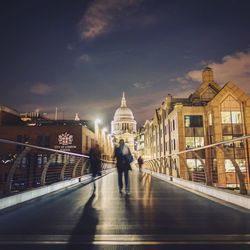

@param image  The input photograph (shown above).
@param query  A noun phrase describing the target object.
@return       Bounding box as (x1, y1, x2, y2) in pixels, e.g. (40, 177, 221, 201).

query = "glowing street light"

(102, 127, 108, 133)
(95, 119, 101, 125)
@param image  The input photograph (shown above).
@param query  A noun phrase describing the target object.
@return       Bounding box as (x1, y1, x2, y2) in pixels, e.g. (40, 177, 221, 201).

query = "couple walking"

(114, 139, 133, 194)
(89, 139, 133, 195)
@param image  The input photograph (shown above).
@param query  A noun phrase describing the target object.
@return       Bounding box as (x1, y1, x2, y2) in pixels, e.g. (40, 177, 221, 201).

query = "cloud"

(79, 0, 143, 40)
(170, 77, 195, 97)
(30, 83, 53, 95)
(78, 54, 92, 63)
(186, 51, 250, 94)
(171, 77, 189, 85)
(133, 81, 153, 89)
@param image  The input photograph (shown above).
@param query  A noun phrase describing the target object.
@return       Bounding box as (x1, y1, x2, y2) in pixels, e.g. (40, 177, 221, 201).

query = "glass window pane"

(225, 159, 235, 172)
(185, 116, 190, 127)
(186, 137, 195, 149)
(195, 137, 204, 147)
(231, 111, 242, 124)
(208, 113, 212, 126)
(187, 159, 196, 171)
(236, 159, 246, 172)
(221, 112, 231, 123)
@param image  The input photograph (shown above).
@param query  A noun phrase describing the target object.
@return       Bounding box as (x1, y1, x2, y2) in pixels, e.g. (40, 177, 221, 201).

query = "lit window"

(37, 154, 42, 167)
(224, 159, 246, 172)
(184, 115, 203, 127)
(221, 95, 242, 124)
(208, 113, 213, 126)
(231, 111, 242, 123)
(186, 137, 204, 148)
(21, 157, 27, 168)
(221, 112, 231, 123)
(186, 159, 204, 171)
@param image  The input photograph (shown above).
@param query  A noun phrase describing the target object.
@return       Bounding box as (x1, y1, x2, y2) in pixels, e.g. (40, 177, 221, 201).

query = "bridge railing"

(142, 135, 250, 195)
(0, 139, 115, 198)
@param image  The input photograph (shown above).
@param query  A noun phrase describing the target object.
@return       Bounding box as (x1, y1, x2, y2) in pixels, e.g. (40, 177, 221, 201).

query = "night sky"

(1, 0, 250, 128)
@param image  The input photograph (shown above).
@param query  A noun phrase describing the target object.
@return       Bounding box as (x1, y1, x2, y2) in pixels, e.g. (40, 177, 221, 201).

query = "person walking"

(89, 143, 102, 191)
(114, 139, 133, 194)
(138, 156, 143, 173)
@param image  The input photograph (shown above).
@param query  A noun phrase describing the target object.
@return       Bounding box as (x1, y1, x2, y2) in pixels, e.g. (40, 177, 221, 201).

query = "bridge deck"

(0, 170, 249, 249)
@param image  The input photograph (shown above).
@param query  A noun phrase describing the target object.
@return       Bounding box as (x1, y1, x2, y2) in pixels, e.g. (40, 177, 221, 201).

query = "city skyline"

(1, 0, 250, 127)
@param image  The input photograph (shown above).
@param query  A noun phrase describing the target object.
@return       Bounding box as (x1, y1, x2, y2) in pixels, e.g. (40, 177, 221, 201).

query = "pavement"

(0, 170, 249, 250)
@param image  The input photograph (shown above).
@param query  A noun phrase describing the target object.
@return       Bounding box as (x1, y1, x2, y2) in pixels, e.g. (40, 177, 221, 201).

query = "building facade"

(143, 67, 250, 189)
(111, 92, 137, 154)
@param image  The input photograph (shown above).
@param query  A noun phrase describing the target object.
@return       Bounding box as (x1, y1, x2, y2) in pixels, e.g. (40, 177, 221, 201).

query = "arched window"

(221, 95, 242, 124)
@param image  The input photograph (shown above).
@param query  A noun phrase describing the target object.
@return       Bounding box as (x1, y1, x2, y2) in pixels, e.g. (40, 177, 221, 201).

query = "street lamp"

(102, 127, 108, 134)
(95, 119, 101, 125)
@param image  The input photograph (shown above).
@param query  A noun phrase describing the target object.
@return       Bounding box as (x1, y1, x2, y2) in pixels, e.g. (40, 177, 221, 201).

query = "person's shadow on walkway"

(66, 189, 98, 250)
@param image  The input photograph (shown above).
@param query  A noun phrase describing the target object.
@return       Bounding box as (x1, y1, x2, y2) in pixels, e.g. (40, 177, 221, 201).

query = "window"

(21, 157, 27, 168)
(37, 135, 50, 147)
(225, 159, 246, 172)
(57, 154, 63, 164)
(184, 115, 203, 127)
(43, 155, 48, 164)
(172, 139, 176, 150)
(186, 159, 204, 171)
(208, 112, 213, 126)
(221, 112, 231, 123)
(172, 120, 175, 131)
(223, 136, 244, 148)
(69, 156, 75, 164)
(186, 137, 204, 149)
(221, 95, 242, 124)
(221, 111, 242, 124)
(231, 112, 242, 123)
(37, 154, 43, 168)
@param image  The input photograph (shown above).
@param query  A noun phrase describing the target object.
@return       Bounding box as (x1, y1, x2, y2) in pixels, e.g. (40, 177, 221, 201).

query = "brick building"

(143, 67, 250, 190)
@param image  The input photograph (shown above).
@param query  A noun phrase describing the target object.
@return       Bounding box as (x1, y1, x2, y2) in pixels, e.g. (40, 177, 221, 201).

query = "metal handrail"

(0, 138, 90, 158)
(144, 134, 250, 161)
(0, 138, 116, 164)
(0, 138, 115, 196)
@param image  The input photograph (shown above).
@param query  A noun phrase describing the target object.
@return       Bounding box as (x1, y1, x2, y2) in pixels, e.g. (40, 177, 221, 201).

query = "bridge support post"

(60, 155, 70, 181)
(72, 158, 83, 178)
(192, 151, 212, 186)
(41, 154, 57, 186)
(5, 147, 31, 195)
(80, 159, 89, 176)
(216, 145, 247, 195)
(178, 154, 192, 181)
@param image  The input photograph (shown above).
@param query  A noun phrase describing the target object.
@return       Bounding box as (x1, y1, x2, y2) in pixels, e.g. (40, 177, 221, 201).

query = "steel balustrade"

(142, 135, 250, 195)
(0, 139, 115, 197)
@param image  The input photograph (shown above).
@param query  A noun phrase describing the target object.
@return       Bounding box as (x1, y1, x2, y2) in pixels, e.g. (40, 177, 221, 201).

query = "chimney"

(202, 67, 214, 83)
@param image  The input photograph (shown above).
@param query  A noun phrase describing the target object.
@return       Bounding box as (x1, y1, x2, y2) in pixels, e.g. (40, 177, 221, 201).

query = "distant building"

(0, 122, 97, 195)
(0, 106, 23, 126)
(136, 127, 145, 157)
(143, 67, 250, 189)
(111, 92, 137, 154)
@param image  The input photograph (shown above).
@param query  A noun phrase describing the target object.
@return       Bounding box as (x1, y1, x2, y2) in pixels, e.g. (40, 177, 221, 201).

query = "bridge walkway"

(0, 170, 249, 249)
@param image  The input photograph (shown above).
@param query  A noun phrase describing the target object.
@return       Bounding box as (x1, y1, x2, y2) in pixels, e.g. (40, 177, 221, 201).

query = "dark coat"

(138, 157, 143, 166)
(89, 147, 101, 176)
(114, 145, 132, 172)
